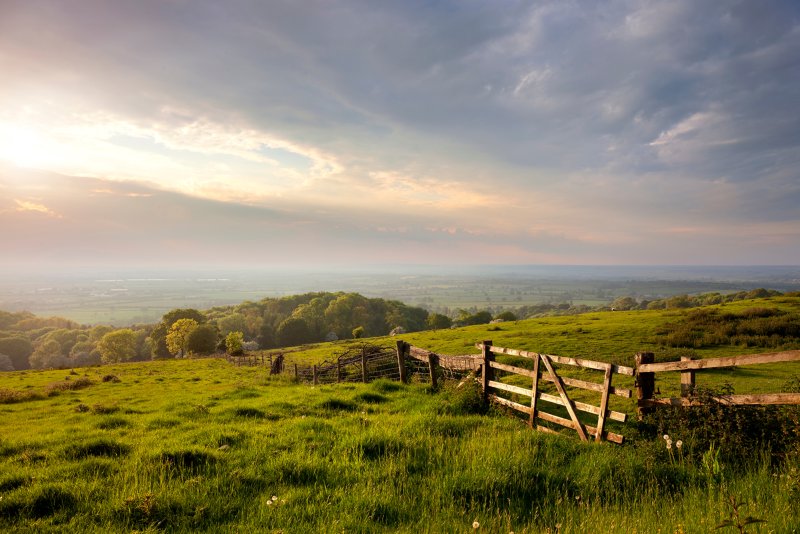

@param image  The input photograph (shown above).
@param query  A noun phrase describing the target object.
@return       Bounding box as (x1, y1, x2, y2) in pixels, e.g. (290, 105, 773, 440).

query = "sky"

(1, 0, 799, 269)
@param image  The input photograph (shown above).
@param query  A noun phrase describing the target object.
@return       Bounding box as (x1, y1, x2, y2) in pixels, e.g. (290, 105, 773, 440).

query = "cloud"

(0, 1, 798, 265)
(12, 199, 60, 218)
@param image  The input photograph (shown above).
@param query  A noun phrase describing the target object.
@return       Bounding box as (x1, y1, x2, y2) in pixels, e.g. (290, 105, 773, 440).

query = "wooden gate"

(477, 341, 634, 444)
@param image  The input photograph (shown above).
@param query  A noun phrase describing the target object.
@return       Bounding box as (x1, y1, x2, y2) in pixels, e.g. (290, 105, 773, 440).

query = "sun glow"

(0, 123, 53, 168)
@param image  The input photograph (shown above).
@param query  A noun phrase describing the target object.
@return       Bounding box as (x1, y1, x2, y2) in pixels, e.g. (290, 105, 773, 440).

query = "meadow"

(2, 296, 800, 532)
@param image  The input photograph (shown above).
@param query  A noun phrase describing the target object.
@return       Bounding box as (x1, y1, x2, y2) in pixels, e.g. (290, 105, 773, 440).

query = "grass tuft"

(318, 398, 358, 411)
(64, 438, 130, 459)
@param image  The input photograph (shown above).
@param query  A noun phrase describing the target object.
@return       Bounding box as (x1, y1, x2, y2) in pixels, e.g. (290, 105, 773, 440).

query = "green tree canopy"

(29, 339, 68, 369)
(98, 329, 138, 363)
(149, 308, 206, 359)
(185, 323, 218, 355)
(276, 317, 311, 347)
(0, 336, 33, 370)
(166, 318, 199, 357)
(426, 313, 453, 330)
(225, 331, 244, 356)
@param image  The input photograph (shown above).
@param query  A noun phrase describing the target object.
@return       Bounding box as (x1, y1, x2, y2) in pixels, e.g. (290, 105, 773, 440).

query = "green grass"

(2, 297, 800, 532)
(0, 357, 798, 532)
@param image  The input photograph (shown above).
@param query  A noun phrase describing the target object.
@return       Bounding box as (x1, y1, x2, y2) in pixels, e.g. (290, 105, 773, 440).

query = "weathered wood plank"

(530, 352, 541, 428)
(476, 344, 635, 376)
(595, 365, 613, 442)
(490, 394, 532, 414)
(540, 354, 589, 442)
(488, 380, 533, 398)
(539, 373, 632, 398)
(537, 392, 627, 422)
(640, 392, 800, 407)
(535, 411, 624, 444)
(637, 350, 800, 373)
(489, 360, 537, 378)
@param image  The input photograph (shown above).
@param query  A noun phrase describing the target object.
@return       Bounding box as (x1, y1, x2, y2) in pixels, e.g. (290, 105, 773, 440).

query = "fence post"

(428, 353, 439, 389)
(681, 356, 695, 398)
(635, 352, 655, 420)
(337, 357, 342, 383)
(396, 340, 407, 384)
(361, 347, 368, 383)
(481, 340, 494, 403)
(313, 365, 318, 386)
(294, 363, 298, 380)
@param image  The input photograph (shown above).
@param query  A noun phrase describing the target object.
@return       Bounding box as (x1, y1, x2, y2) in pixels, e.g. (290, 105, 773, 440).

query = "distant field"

(3, 267, 796, 325)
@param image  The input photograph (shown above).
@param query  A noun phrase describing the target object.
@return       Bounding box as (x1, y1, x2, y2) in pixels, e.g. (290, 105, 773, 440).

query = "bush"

(437, 377, 485, 415)
(641, 382, 800, 465)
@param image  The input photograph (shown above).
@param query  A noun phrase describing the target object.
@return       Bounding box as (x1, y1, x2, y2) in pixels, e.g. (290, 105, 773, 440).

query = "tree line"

(0, 292, 512, 371)
(4, 288, 788, 371)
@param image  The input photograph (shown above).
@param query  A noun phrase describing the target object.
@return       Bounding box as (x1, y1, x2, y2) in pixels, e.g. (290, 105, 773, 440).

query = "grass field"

(2, 297, 800, 532)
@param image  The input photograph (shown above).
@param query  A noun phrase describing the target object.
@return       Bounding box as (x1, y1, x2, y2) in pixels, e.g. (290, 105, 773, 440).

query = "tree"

(185, 323, 219, 355)
(426, 313, 453, 330)
(276, 317, 311, 347)
(29, 339, 68, 369)
(494, 311, 518, 322)
(217, 313, 248, 338)
(225, 331, 244, 356)
(166, 318, 199, 357)
(610, 296, 637, 311)
(0, 336, 33, 370)
(69, 340, 101, 367)
(324, 293, 371, 339)
(97, 329, 137, 363)
(149, 309, 206, 359)
(352, 326, 365, 339)
(0, 353, 15, 371)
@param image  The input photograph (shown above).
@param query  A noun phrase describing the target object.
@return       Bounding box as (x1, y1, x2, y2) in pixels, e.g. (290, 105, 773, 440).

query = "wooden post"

(336, 357, 342, 383)
(529, 353, 541, 428)
(428, 353, 439, 389)
(680, 356, 695, 398)
(481, 340, 494, 403)
(595, 364, 614, 442)
(361, 347, 368, 383)
(635, 352, 655, 420)
(395, 340, 407, 384)
(294, 363, 298, 380)
(313, 365, 318, 386)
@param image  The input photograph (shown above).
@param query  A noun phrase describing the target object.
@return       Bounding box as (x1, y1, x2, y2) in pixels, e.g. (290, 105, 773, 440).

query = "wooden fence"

(635, 349, 800, 417)
(238, 341, 480, 386)
(476, 340, 634, 444)
(225, 341, 800, 445)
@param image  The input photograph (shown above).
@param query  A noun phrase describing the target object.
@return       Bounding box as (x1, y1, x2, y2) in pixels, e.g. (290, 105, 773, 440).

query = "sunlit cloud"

(14, 199, 60, 218)
(0, 1, 797, 266)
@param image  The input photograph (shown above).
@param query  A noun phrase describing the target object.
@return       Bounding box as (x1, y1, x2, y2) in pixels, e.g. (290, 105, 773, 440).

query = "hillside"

(2, 296, 800, 531)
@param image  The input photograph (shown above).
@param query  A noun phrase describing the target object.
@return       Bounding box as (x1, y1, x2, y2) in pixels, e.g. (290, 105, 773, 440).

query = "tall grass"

(1, 358, 798, 532)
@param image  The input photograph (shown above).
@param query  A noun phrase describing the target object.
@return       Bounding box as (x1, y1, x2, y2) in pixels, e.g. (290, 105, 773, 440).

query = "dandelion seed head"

(272, 495, 277, 501)
(663, 434, 669, 440)
(676, 440, 683, 449)
(666, 442, 672, 449)
(473, 520, 480, 529)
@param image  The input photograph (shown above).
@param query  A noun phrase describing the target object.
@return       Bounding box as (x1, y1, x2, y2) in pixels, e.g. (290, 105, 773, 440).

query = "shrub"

(44, 377, 94, 395)
(642, 383, 800, 465)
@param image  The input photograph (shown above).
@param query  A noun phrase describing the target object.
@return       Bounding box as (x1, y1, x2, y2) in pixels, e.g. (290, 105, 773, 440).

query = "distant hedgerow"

(655, 307, 800, 349)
